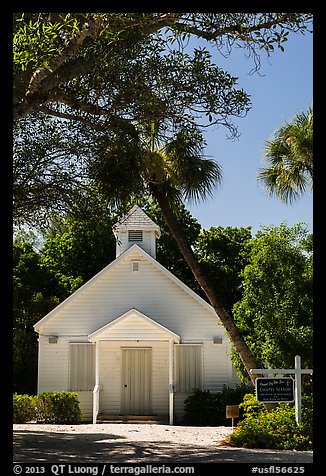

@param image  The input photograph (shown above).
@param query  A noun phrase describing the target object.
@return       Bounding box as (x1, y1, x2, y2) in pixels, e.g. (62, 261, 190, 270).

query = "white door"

(121, 348, 152, 415)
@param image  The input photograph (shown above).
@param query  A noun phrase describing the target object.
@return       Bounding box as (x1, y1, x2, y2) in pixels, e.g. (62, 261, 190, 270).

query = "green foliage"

(239, 393, 265, 417)
(182, 385, 254, 426)
(14, 13, 86, 72)
(13, 392, 82, 424)
(13, 14, 312, 230)
(13, 241, 63, 394)
(231, 223, 313, 380)
(35, 392, 82, 423)
(89, 123, 224, 216)
(13, 114, 90, 228)
(195, 226, 252, 311)
(228, 393, 313, 450)
(300, 393, 313, 437)
(41, 216, 116, 289)
(258, 107, 313, 203)
(132, 198, 202, 293)
(13, 394, 36, 423)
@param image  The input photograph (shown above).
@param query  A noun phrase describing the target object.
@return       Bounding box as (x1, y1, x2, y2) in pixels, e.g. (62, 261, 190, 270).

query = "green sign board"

(256, 377, 294, 403)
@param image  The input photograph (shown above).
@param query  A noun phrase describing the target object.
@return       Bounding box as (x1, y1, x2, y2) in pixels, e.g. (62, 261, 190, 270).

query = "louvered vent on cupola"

(113, 205, 161, 259)
(128, 230, 143, 242)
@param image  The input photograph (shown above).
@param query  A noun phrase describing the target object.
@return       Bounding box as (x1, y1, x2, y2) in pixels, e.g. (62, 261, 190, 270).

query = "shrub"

(13, 391, 82, 424)
(239, 393, 265, 417)
(13, 393, 36, 423)
(182, 384, 254, 426)
(228, 393, 313, 451)
(35, 392, 82, 423)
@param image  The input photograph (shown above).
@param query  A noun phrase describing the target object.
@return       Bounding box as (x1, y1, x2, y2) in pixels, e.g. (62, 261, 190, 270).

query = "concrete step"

(96, 414, 169, 424)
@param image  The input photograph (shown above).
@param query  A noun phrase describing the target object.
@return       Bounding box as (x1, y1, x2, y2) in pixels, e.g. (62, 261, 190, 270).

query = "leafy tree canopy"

(13, 13, 312, 230)
(40, 196, 202, 293)
(14, 12, 312, 128)
(13, 240, 63, 393)
(195, 225, 253, 311)
(231, 223, 313, 380)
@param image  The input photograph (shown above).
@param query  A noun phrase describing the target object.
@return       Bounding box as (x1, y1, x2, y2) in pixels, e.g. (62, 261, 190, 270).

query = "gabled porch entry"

(88, 308, 180, 424)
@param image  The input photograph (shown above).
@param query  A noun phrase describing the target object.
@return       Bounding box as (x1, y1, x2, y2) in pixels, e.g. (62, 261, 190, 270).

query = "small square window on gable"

(128, 230, 143, 242)
(131, 261, 140, 272)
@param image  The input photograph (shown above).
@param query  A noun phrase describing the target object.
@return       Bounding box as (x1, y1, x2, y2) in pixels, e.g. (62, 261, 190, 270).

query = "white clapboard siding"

(38, 249, 222, 342)
(174, 341, 240, 420)
(116, 230, 156, 258)
(90, 310, 179, 341)
(174, 393, 191, 421)
(76, 392, 93, 421)
(99, 341, 169, 416)
(38, 338, 69, 392)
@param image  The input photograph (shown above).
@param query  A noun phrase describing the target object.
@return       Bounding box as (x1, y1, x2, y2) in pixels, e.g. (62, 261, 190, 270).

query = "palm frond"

(161, 133, 222, 203)
(258, 107, 313, 203)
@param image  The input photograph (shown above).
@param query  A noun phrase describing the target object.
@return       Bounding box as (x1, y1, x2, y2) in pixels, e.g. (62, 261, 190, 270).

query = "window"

(175, 344, 202, 392)
(131, 261, 140, 272)
(128, 230, 143, 242)
(70, 343, 95, 391)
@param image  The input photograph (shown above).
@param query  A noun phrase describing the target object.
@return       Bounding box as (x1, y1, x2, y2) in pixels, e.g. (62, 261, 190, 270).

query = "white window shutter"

(175, 345, 202, 392)
(70, 344, 95, 391)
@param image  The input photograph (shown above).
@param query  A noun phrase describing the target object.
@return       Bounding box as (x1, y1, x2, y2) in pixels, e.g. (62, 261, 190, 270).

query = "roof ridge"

(113, 205, 160, 232)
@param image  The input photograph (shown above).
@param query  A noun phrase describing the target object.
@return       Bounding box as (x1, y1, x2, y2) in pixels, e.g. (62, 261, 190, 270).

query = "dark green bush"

(182, 384, 254, 426)
(13, 391, 82, 424)
(35, 392, 82, 423)
(239, 393, 266, 416)
(13, 393, 36, 423)
(228, 393, 313, 451)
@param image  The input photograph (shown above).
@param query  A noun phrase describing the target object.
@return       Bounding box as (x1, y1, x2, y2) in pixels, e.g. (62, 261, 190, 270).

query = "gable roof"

(113, 205, 161, 238)
(88, 308, 181, 342)
(34, 244, 220, 333)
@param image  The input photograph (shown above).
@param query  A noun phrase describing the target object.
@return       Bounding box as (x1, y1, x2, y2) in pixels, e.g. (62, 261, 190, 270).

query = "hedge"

(182, 384, 254, 426)
(13, 392, 82, 424)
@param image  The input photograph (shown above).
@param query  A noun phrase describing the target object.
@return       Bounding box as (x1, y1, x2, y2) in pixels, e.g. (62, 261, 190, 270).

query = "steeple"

(113, 205, 161, 259)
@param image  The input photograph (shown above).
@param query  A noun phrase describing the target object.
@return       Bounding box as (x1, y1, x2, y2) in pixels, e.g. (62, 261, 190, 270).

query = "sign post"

(295, 355, 302, 426)
(250, 355, 312, 425)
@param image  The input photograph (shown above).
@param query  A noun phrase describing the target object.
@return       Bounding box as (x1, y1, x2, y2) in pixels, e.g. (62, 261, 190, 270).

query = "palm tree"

(258, 107, 313, 203)
(89, 123, 260, 382)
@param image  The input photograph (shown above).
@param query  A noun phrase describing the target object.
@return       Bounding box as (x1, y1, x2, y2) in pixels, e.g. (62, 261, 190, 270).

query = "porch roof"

(88, 308, 181, 342)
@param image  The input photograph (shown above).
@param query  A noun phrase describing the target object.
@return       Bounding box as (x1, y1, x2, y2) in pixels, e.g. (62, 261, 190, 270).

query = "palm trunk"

(153, 189, 259, 383)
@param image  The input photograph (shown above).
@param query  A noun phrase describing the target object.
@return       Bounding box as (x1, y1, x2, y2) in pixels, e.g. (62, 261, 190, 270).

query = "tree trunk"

(153, 189, 259, 383)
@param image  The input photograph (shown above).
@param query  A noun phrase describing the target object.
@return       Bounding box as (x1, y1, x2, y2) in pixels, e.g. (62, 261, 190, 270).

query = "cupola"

(113, 205, 161, 259)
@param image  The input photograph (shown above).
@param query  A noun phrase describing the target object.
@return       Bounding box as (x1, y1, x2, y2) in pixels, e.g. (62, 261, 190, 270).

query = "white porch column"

(168, 339, 174, 425)
(92, 339, 100, 424)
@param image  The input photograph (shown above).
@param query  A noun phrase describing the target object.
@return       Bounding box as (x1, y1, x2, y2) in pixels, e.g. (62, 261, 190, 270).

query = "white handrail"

(92, 384, 101, 424)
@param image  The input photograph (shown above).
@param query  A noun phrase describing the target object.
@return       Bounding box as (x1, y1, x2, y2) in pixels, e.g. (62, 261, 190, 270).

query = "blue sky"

(187, 30, 313, 235)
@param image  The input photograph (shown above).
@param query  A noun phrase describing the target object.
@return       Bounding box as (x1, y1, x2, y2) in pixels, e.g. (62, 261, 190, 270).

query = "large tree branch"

(14, 13, 183, 122)
(14, 13, 311, 123)
(26, 13, 181, 99)
(38, 105, 109, 131)
(172, 14, 307, 41)
(38, 103, 138, 136)
(26, 20, 99, 98)
(51, 90, 114, 117)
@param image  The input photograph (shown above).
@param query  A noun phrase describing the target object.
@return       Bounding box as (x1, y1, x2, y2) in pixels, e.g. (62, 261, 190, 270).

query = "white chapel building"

(34, 205, 240, 424)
